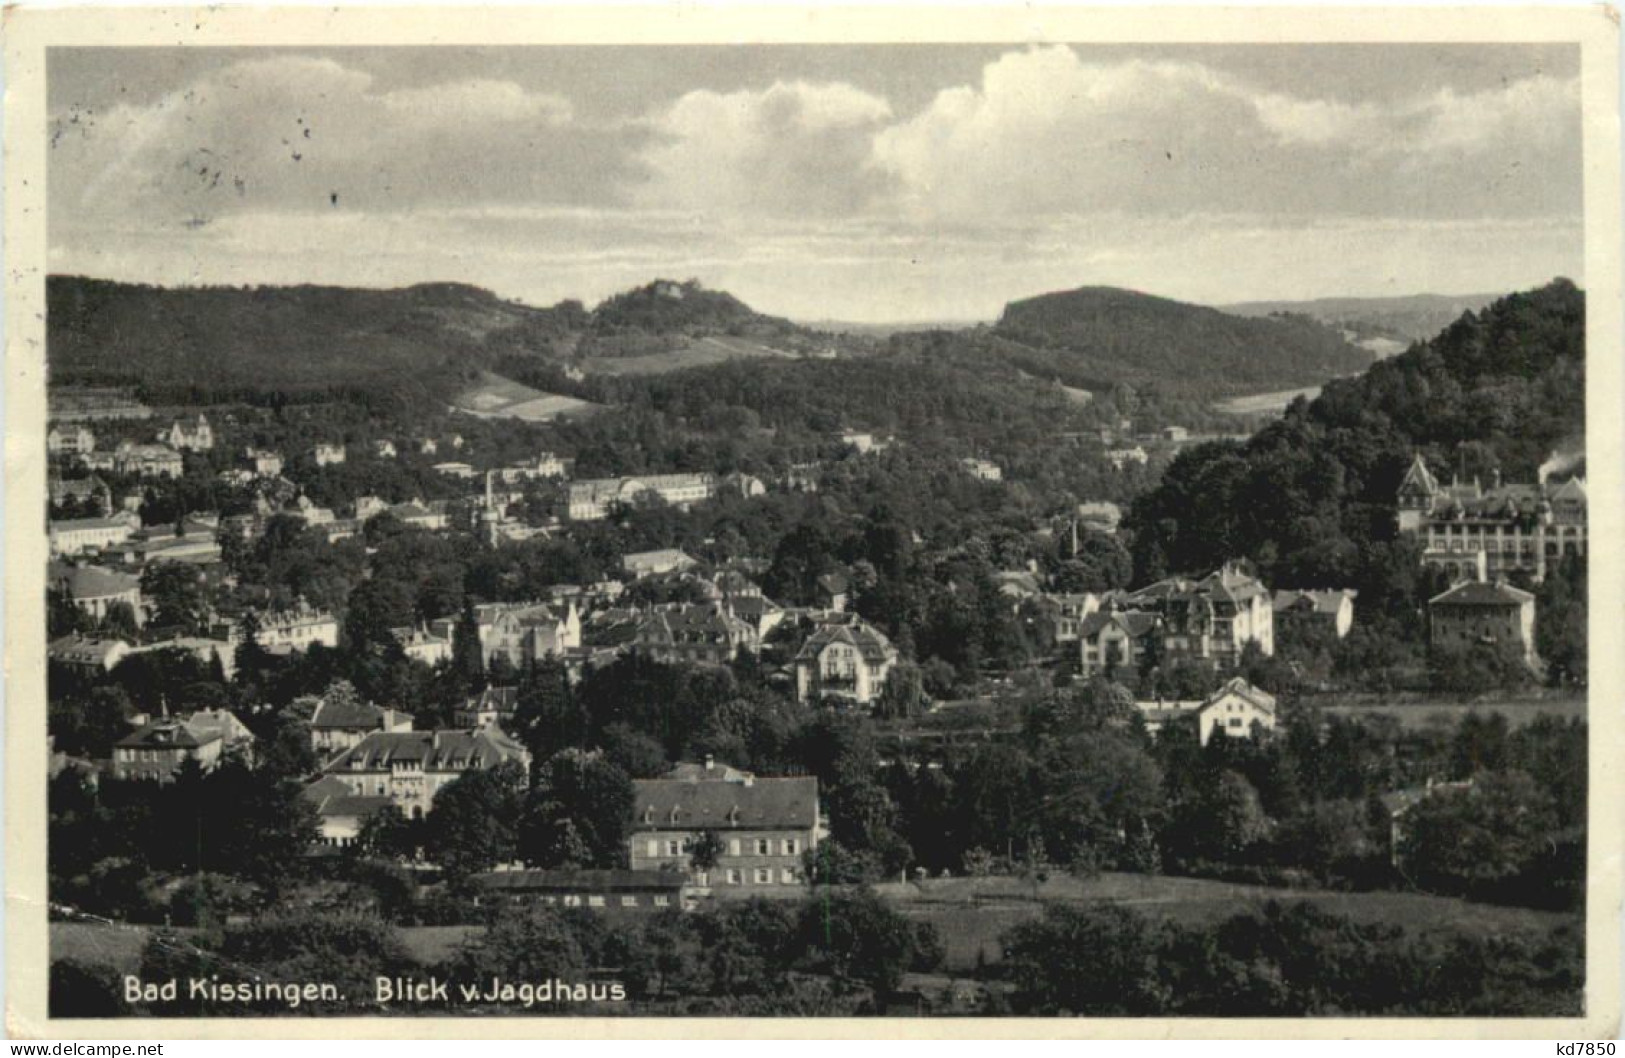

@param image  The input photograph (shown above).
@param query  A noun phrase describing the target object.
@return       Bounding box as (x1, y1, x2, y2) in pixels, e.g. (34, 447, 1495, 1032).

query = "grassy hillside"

(988, 286, 1373, 397)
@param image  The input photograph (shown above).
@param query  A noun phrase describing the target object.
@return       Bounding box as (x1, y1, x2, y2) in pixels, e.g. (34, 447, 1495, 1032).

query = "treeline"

(51, 890, 1581, 1017)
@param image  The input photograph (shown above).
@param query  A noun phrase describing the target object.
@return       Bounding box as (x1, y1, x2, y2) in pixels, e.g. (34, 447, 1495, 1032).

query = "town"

(43, 277, 1588, 1018)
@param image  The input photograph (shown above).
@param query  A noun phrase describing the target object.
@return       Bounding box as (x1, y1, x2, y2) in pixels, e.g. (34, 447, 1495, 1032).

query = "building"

(1106, 446, 1150, 470)
(622, 549, 698, 579)
(567, 474, 716, 521)
(49, 515, 135, 557)
(389, 501, 449, 532)
(47, 424, 97, 457)
(1077, 609, 1163, 678)
(48, 634, 131, 677)
(1397, 453, 1586, 583)
(161, 414, 214, 452)
(1079, 562, 1274, 677)
(228, 603, 341, 653)
(49, 387, 152, 423)
(721, 471, 767, 498)
(49, 474, 112, 514)
(313, 443, 347, 467)
(629, 767, 821, 889)
(961, 458, 1003, 482)
(432, 461, 477, 479)
(634, 605, 757, 666)
(815, 572, 849, 612)
(419, 438, 439, 456)
(320, 727, 531, 820)
(498, 453, 567, 482)
(49, 562, 143, 626)
(372, 439, 398, 459)
(1196, 678, 1278, 746)
(125, 636, 238, 682)
(246, 449, 285, 477)
(430, 601, 582, 670)
(300, 775, 394, 850)
(1428, 580, 1538, 667)
(111, 442, 184, 478)
(309, 696, 414, 760)
(453, 686, 520, 729)
(793, 614, 899, 706)
(473, 869, 689, 913)
(1027, 592, 1101, 650)
(112, 709, 254, 782)
(1074, 501, 1123, 535)
(392, 625, 453, 666)
(1271, 589, 1358, 639)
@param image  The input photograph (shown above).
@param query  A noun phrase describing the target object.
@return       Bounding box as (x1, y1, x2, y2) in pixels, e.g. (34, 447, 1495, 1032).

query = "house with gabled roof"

(629, 770, 821, 889)
(49, 562, 143, 626)
(1196, 678, 1277, 745)
(1082, 561, 1273, 676)
(113, 709, 254, 782)
(1271, 588, 1358, 639)
(1428, 579, 1538, 666)
(322, 727, 530, 820)
(309, 695, 414, 760)
(301, 774, 395, 850)
(634, 605, 756, 667)
(1077, 608, 1163, 678)
(793, 614, 898, 706)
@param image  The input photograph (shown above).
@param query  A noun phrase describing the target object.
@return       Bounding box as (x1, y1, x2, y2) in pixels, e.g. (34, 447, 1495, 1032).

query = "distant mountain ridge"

(1224, 292, 1502, 345)
(986, 285, 1373, 396)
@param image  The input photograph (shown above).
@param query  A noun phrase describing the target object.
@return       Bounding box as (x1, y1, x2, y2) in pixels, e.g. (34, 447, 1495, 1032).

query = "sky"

(47, 43, 1584, 322)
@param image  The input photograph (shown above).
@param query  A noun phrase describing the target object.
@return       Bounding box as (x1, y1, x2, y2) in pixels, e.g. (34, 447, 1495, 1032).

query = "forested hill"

(988, 285, 1373, 395)
(1126, 278, 1584, 615)
(589, 279, 794, 337)
(45, 276, 579, 405)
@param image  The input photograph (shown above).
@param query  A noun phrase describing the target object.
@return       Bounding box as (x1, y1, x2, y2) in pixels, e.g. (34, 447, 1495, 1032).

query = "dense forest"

(990, 285, 1373, 395)
(1127, 278, 1585, 612)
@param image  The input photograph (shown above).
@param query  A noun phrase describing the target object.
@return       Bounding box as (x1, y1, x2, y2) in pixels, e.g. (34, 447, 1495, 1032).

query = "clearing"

(583, 335, 799, 376)
(450, 371, 603, 423)
(1212, 385, 1322, 416)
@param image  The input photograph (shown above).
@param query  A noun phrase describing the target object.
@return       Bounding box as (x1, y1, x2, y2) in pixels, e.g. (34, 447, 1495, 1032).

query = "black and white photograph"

(7, 5, 1620, 1035)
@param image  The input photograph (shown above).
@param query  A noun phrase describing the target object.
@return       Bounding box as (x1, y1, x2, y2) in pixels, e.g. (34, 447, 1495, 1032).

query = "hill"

(1126, 278, 1584, 603)
(987, 286, 1373, 396)
(1225, 292, 1502, 349)
(45, 276, 581, 407)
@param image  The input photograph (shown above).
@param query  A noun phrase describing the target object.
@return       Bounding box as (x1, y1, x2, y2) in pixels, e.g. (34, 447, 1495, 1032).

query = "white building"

(567, 474, 716, 521)
(313, 443, 347, 467)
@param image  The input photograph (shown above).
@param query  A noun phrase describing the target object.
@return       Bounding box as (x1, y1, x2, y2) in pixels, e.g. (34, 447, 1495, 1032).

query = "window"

(654, 895, 670, 907)
(756, 839, 771, 855)
(563, 894, 583, 907)
(726, 869, 742, 885)
(667, 840, 682, 856)
(587, 895, 605, 908)
(754, 868, 773, 884)
(620, 895, 638, 908)
(781, 868, 797, 884)
(729, 839, 741, 856)
(646, 839, 659, 858)
(783, 839, 798, 856)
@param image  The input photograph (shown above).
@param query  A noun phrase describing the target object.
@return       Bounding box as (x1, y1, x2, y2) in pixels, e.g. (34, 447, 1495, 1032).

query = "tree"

(874, 661, 927, 720)
(519, 750, 634, 869)
(796, 888, 921, 1001)
(423, 759, 528, 884)
(689, 829, 726, 876)
(1002, 903, 1171, 1015)
(1400, 770, 1559, 900)
(355, 803, 415, 861)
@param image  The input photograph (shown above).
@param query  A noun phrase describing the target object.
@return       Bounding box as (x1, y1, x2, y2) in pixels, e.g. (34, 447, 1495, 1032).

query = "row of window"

(649, 837, 799, 858)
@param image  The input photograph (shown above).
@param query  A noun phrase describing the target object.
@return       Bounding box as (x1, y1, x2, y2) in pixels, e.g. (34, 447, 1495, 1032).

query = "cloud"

(869, 46, 1581, 222)
(635, 79, 896, 217)
(50, 55, 615, 227)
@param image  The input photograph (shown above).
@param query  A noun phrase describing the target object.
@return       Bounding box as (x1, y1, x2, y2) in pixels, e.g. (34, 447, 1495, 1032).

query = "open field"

(1317, 695, 1585, 731)
(872, 873, 1575, 970)
(584, 335, 798, 376)
(451, 371, 603, 422)
(1212, 385, 1322, 415)
(54, 870, 1576, 979)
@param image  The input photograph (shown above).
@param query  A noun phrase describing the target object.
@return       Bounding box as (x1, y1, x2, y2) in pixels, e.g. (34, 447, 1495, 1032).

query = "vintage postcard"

(4, 4, 1621, 1040)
